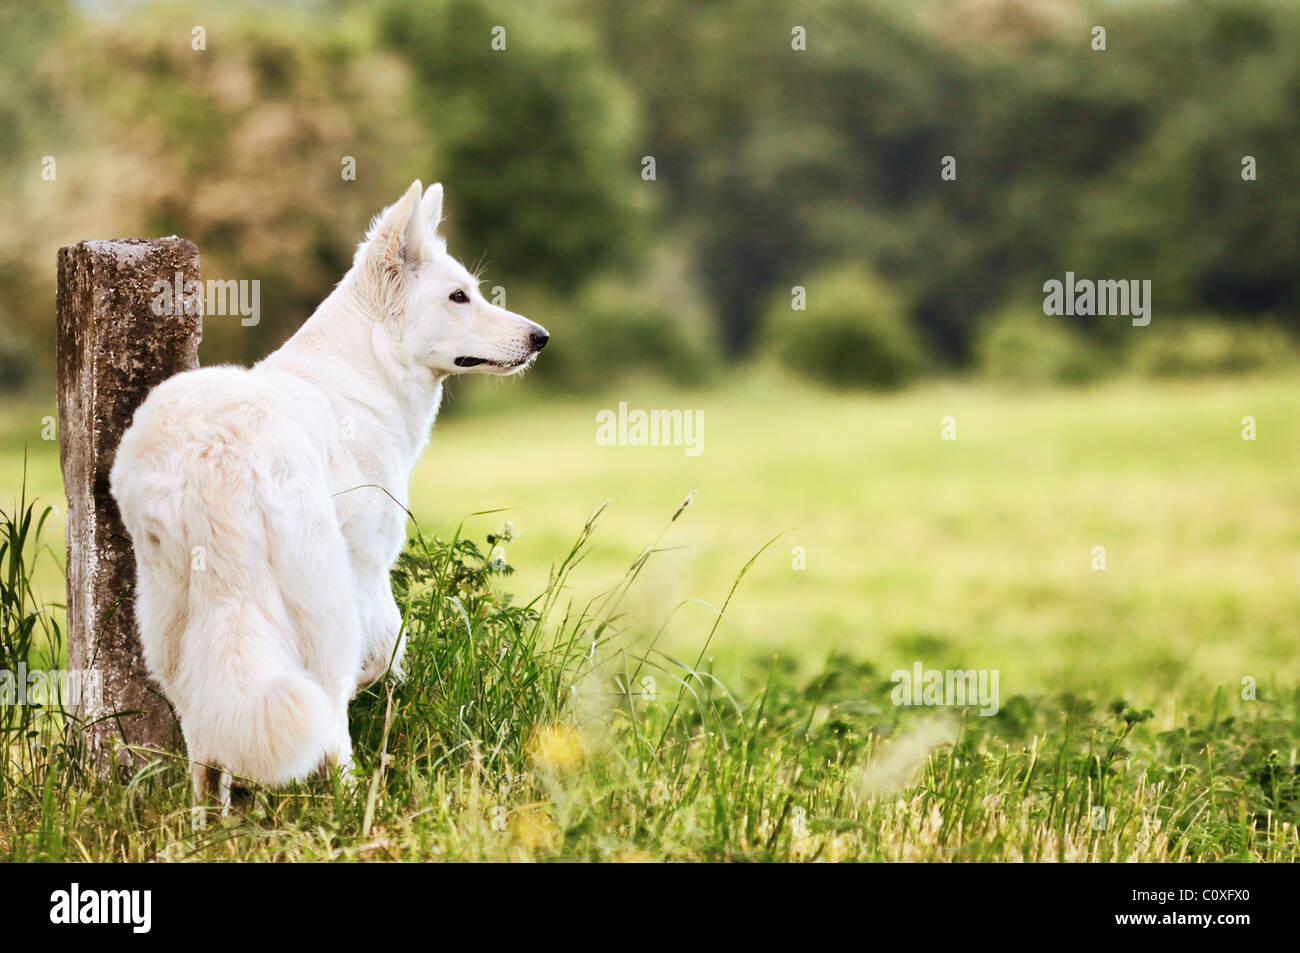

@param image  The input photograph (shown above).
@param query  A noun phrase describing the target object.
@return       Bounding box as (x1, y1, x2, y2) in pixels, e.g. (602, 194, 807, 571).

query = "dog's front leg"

(357, 572, 405, 688)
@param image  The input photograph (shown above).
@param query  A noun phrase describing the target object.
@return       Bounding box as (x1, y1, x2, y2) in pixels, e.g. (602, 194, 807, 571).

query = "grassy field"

(2, 370, 1299, 861)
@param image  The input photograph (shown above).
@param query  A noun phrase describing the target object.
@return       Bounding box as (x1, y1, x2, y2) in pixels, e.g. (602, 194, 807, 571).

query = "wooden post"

(56, 238, 202, 772)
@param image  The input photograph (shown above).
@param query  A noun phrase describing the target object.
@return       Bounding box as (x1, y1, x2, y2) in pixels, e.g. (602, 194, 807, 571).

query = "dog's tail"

(172, 597, 334, 786)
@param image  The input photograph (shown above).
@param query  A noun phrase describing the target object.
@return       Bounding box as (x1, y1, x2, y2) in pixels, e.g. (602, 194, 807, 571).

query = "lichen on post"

(56, 238, 202, 772)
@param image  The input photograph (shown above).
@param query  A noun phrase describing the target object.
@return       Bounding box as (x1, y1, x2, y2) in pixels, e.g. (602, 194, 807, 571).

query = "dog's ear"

(366, 180, 425, 269)
(360, 180, 425, 318)
(421, 183, 444, 233)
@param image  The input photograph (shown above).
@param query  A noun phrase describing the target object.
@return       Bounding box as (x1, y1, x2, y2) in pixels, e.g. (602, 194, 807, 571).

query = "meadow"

(2, 369, 1298, 861)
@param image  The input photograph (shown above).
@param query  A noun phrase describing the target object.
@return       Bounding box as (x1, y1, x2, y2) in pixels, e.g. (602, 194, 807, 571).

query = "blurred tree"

(593, 0, 976, 356)
(378, 0, 643, 291)
(1066, 0, 1300, 321)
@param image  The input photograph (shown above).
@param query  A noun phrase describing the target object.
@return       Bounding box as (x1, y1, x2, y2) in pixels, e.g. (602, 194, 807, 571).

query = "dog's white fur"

(110, 181, 547, 802)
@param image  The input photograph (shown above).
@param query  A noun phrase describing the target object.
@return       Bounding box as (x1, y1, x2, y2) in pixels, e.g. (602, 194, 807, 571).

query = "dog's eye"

(449, 289, 469, 304)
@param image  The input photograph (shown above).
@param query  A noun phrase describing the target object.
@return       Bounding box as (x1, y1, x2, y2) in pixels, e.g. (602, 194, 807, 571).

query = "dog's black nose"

(530, 331, 549, 352)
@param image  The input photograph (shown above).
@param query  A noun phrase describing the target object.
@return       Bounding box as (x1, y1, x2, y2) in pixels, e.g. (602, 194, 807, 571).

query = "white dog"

(110, 181, 547, 807)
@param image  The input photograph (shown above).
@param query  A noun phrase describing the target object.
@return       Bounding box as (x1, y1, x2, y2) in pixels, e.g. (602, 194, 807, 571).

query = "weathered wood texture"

(56, 238, 201, 771)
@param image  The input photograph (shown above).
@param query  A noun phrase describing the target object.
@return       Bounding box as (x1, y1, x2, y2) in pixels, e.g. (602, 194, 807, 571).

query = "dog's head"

(354, 180, 548, 376)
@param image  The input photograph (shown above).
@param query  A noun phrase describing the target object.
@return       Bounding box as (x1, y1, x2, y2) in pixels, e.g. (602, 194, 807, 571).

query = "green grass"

(1, 370, 1298, 861)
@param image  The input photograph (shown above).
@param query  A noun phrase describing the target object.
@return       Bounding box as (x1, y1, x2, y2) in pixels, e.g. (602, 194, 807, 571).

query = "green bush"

(1127, 318, 1297, 379)
(975, 310, 1108, 387)
(760, 265, 924, 389)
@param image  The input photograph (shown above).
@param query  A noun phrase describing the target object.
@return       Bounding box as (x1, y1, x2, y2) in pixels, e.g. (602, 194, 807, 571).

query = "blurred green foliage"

(760, 263, 925, 390)
(527, 268, 717, 393)
(1, 0, 1298, 392)
(976, 308, 1107, 387)
(1126, 318, 1297, 379)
